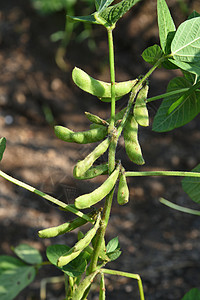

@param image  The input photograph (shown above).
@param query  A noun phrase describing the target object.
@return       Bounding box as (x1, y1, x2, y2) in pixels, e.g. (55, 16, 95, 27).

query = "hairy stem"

(89, 27, 117, 273)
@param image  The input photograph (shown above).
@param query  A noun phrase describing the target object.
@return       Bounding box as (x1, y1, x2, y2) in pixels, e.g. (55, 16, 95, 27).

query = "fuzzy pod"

(117, 169, 129, 205)
(54, 125, 107, 144)
(89, 107, 127, 130)
(85, 112, 109, 127)
(72, 67, 137, 99)
(73, 138, 109, 178)
(73, 163, 108, 180)
(123, 114, 145, 165)
(38, 212, 96, 238)
(72, 270, 99, 300)
(57, 213, 101, 267)
(133, 84, 149, 127)
(75, 164, 120, 209)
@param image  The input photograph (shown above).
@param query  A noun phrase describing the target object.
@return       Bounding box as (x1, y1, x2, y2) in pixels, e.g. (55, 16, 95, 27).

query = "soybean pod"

(85, 112, 109, 127)
(90, 107, 127, 130)
(73, 163, 108, 180)
(133, 83, 149, 127)
(72, 67, 137, 100)
(38, 212, 96, 238)
(117, 167, 129, 205)
(123, 114, 145, 165)
(73, 138, 109, 178)
(72, 270, 99, 300)
(75, 164, 120, 209)
(57, 213, 101, 267)
(54, 125, 107, 144)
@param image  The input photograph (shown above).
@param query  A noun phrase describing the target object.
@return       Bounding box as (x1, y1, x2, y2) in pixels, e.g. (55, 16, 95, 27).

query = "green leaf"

(187, 11, 200, 20)
(182, 164, 200, 204)
(157, 0, 176, 52)
(100, 0, 141, 26)
(67, 14, 99, 24)
(97, 0, 115, 12)
(106, 237, 120, 253)
(142, 44, 163, 65)
(182, 288, 200, 300)
(0, 265, 36, 300)
(181, 70, 196, 83)
(167, 80, 200, 114)
(95, 0, 101, 10)
(171, 17, 200, 63)
(0, 256, 25, 275)
(169, 59, 200, 79)
(107, 249, 122, 261)
(152, 77, 200, 132)
(46, 245, 87, 277)
(0, 138, 6, 162)
(13, 244, 42, 265)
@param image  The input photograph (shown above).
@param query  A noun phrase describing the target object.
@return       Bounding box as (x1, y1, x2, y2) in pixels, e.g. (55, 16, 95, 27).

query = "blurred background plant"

(30, 0, 96, 71)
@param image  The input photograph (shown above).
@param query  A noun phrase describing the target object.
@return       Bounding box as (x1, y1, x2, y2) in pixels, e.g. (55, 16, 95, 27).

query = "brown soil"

(1, 0, 200, 299)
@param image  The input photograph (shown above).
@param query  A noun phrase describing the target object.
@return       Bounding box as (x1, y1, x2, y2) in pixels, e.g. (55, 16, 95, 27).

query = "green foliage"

(157, 0, 176, 53)
(142, 44, 164, 65)
(152, 76, 200, 132)
(99, 0, 141, 26)
(12, 244, 42, 265)
(0, 255, 36, 300)
(68, 0, 141, 27)
(171, 17, 200, 63)
(46, 245, 87, 277)
(182, 288, 200, 300)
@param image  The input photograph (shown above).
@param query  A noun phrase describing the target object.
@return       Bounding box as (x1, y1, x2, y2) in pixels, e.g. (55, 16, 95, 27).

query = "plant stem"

(160, 198, 200, 215)
(89, 27, 117, 273)
(101, 268, 145, 300)
(0, 170, 93, 223)
(107, 26, 116, 173)
(146, 88, 191, 103)
(125, 170, 200, 178)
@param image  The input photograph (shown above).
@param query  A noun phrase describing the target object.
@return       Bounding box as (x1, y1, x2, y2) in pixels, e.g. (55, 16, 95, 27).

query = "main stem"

(89, 26, 117, 273)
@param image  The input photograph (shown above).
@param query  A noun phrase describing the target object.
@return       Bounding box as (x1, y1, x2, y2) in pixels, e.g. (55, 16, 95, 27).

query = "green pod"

(73, 138, 109, 178)
(57, 213, 101, 267)
(123, 114, 145, 165)
(38, 212, 96, 238)
(90, 107, 127, 130)
(54, 125, 107, 144)
(72, 270, 99, 300)
(72, 67, 137, 99)
(133, 84, 149, 127)
(75, 164, 120, 209)
(85, 112, 109, 127)
(117, 169, 129, 205)
(73, 163, 108, 180)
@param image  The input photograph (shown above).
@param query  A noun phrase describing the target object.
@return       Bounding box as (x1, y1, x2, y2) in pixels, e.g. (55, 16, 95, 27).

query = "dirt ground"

(1, 0, 200, 299)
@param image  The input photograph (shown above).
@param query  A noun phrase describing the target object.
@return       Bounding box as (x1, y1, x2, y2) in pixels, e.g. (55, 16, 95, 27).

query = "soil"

(1, 0, 200, 299)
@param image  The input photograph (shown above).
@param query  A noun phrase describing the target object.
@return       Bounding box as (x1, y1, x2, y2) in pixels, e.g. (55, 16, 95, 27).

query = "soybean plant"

(1, 0, 200, 299)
